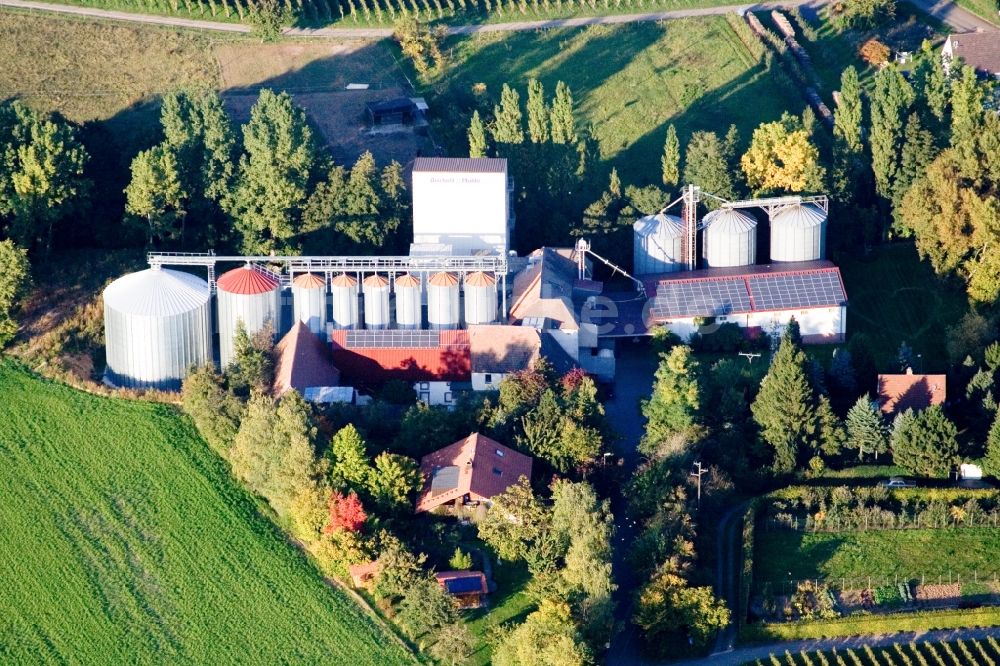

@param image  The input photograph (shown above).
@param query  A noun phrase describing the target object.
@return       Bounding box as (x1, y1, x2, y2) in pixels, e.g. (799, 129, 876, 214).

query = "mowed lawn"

(0, 362, 414, 665)
(755, 528, 1000, 585)
(430, 19, 802, 184)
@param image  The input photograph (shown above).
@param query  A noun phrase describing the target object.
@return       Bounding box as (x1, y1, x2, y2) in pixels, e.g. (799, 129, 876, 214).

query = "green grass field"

(745, 636, 1000, 664)
(956, 0, 999, 24)
(755, 528, 1000, 585)
(466, 560, 534, 666)
(428, 19, 802, 185)
(0, 362, 414, 664)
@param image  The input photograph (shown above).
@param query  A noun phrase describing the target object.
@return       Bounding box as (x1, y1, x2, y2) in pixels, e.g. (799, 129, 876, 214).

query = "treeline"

(831, 48, 1000, 302)
(182, 342, 616, 663)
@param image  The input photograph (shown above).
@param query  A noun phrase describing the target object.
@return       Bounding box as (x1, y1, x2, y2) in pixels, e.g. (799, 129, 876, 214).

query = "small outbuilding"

(365, 97, 423, 126)
(349, 560, 381, 589)
(415, 433, 532, 514)
(877, 368, 946, 416)
(273, 321, 341, 397)
(434, 570, 489, 609)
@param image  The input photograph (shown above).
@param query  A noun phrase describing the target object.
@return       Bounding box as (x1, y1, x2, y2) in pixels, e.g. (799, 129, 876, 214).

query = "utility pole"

(738, 352, 762, 364)
(690, 461, 706, 509)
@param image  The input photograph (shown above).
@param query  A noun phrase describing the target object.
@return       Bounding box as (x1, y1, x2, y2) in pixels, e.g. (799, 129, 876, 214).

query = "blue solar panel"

(346, 330, 441, 348)
(748, 271, 845, 311)
(445, 576, 483, 594)
(650, 278, 751, 319)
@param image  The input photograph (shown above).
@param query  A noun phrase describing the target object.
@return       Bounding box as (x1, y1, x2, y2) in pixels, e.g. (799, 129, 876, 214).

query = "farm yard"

(747, 637, 1000, 666)
(0, 361, 415, 665)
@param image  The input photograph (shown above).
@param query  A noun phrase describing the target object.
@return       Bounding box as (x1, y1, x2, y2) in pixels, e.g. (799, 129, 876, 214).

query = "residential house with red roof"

(415, 433, 532, 514)
(877, 368, 946, 417)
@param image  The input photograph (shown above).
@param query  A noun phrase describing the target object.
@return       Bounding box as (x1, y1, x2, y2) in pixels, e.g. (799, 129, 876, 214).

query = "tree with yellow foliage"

(740, 113, 825, 195)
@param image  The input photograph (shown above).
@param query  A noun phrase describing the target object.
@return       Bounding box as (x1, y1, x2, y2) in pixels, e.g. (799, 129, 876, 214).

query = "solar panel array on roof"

(650, 268, 846, 320)
(430, 466, 460, 496)
(345, 330, 441, 348)
(445, 576, 484, 594)
(651, 279, 751, 319)
(748, 271, 845, 311)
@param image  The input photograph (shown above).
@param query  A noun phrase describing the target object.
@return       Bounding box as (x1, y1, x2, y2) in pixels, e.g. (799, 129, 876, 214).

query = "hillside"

(0, 362, 414, 665)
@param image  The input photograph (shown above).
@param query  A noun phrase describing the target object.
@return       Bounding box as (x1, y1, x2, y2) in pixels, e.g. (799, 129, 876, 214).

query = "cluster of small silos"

(632, 201, 828, 275)
(104, 264, 501, 390)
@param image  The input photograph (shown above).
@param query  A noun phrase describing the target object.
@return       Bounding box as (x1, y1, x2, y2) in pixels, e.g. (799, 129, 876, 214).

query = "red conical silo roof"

(217, 266, 280, 295)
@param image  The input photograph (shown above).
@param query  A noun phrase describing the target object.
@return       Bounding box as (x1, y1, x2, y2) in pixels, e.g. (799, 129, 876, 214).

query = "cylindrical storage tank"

(633, 213, 685, 275)
(217, 265, 280, 370)
(330, 273, 359, 330)
(395, 274, 422, 329)
(427, 271, 460, 330)
(702, 208, 758, 268)
(103, 267, 212, 391)
(363, 274, 391, 330)
(770, 203, 827, 262)
(292, 272, 326, 336)
(463, 271, 497, 325)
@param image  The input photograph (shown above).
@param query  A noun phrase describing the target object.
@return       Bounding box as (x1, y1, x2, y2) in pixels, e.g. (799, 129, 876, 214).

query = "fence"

(757, 569, 1000, 595)
(765, 510, 1000, 533)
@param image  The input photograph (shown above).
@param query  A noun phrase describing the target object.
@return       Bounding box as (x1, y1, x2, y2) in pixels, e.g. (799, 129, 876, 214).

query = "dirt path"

(0, 0, 820, 38)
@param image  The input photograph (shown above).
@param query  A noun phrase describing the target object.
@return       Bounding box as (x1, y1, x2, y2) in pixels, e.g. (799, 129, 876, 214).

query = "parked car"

(880, 477, 916, 488)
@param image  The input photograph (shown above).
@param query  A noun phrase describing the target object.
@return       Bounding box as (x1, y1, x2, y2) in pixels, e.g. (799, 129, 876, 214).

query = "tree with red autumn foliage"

(325, 490, 367, 533)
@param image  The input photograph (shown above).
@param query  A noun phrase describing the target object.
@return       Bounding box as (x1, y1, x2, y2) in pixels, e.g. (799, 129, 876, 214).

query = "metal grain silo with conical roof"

(217, 265, 280, 370)
(770, 203, 827, 262)
(701, 208, 758, 268)
(292, 272, 327, 336)
(394, 273, 422, 329)
(362, 274, 390, 330)
(103, 266, 212, 391)
(427, 271, 460, 330)
(633, 213, 685, 275)
(330, 273, 359, 330)
(463, 271, 497, 325)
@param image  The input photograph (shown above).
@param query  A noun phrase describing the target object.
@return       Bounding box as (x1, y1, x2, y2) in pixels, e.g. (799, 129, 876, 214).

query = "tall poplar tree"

(834, 66, 864, 154)
(125, 144, 187, 245)
(751, 328, 816, 474)
(949, 64, 985, 182)
(549, 81, 576, 145)
(661, 124, 681, 188)
(869, 67, 913, 202)
(491, 84, 524, 145)
(526, 78, 549, 144)
(468, 110, 487, 158)
(892, 112, 935, 214)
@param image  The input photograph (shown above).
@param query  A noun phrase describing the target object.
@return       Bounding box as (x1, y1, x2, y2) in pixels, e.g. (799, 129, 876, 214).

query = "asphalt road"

(905, 0, 998, 31)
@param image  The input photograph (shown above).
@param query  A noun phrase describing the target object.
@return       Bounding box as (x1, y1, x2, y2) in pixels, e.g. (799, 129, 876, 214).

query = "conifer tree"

(892, 112, 936, 215)
(912, 41, 950, 129)
(661, 124, 680, 188)
(751, 328, 816, 474)
(468, 110, 487, 157)
(834, 67, 864, 154)
(491, 84, 524, 145)
(869, 67, 913, 201)
(891, 405, 958, 478)
(227, 89, 318, 254)
(812, 395, 845, 458)
(983, 411, 1000, 478)
(844, 394, 888, 461)
(640, 345, 701, 458)
(526, 78, 549, 144)
(549, 81, 576, 145)
(683, 131, 735, 208)
(328, 424, 372, 493)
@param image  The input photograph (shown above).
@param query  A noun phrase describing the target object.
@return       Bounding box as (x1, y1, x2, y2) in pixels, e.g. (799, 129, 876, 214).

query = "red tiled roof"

(329, 329, 470, 387)
(469, 325, 542, 374)
(348, 560, 381, 588)
(217, 266, 279, 295)
(877, 370, 946, 415)
(273, 322, 341, 395)
(415, 433, 532, 513)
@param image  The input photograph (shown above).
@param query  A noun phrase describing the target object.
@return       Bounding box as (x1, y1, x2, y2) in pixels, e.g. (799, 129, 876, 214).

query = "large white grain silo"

(770, 203, 827, 262)
(633, 212, 685, 275)
(216, 265, 280, 370)
(330, 273, 359, 330)
(103, 266, 212, 391)
(292, 272, 326, 335)
(427, 271, 460, 330)
(702, 208, 758, 268)
(395, 273, 422, 329)
(363, 274, 391, 330)
(463, 271, 497, 325)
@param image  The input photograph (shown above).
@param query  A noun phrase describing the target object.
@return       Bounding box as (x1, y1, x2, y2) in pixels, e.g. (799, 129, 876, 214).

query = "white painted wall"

(471, 372, 505, 392)
(412, 170, 510, 254)
(659, 306, 846, 343)
(414, 381, 459, 407)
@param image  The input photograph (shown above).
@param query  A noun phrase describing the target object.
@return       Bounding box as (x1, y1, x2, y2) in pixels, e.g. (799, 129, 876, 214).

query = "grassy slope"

(956, 0, 999, 25)
(429, 19, 802, 185)
(0, 362, 414, 665)
(755, 528, 1000, 584)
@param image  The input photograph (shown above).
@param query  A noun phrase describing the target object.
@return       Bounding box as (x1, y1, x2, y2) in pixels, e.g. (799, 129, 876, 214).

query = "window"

(419, 382, 430, 390)
(444, 392, 453, 403)
(492, 467, 503, 476)
(495, 449, 505, 457)
(484, 374, 493, 383)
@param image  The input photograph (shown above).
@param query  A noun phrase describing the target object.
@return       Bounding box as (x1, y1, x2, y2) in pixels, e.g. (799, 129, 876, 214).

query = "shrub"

(860, 39, 891, 66)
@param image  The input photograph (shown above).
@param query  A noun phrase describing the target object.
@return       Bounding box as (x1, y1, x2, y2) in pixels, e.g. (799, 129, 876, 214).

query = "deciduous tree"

(683, 131, 735, 208)
(633, 571, 730, 655)
(492, 84, 524, 145)
(328, 424, 372, 492)
(125, 144, 187, 245)
(181, 363, 243, 454)
(324, 490, 367, 533)
(641, 345, 702, 458)
(869, 67, 913, 202)
(397, 576, 458, 639)
(367, 452, 422, 511)
(741, 113, 825, 195)
(526, 78, 549, 144)
(0, 239, 30, 347)
(492, 599, 593, 666)
(429, 622, 476, 666)
(549, 82, 576, 145)
(468, 110, 487, 158)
